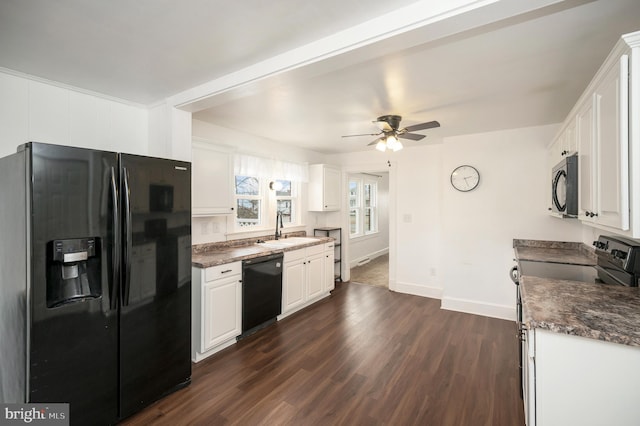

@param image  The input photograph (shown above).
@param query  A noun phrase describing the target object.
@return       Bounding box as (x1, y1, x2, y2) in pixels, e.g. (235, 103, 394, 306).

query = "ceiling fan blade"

(398, 133, 426, 141)
(373, 121, 393, 132)
(367, 137, 384, 146)
(404, 120, 440, 132)
(342, 132, 381, 138)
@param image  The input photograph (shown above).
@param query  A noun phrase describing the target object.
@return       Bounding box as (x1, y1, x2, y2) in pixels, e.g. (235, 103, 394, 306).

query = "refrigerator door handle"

(110, 167, 120, 310)
(122, 167, 132, 307)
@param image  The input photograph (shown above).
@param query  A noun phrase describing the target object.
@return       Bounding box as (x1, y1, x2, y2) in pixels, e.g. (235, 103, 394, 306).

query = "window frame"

(274, 179, 298, 226)
(363, 180, 378, 235)
(233, 176, 301, 232)
(234, 175, 263, 229)
(349, 176, 379, 239)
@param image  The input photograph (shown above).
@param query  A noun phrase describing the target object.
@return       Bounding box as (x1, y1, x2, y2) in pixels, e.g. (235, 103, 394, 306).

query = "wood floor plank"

(121, 282, 524, 425)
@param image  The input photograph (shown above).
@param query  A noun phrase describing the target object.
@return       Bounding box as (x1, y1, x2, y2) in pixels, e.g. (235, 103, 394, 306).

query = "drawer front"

(324, 242, 334, 251)
(284, 248, 305, 263)
(305, 244, 324, 256)
(205, 261, 241, 282)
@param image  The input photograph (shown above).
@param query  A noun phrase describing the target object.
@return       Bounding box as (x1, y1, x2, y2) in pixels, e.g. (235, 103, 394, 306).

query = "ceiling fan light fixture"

(385, 134, 398, 149)
(347, 114, 439, 152)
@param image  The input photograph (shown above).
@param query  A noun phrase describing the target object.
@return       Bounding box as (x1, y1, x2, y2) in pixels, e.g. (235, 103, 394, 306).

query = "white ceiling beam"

(168, 0, 576, 112)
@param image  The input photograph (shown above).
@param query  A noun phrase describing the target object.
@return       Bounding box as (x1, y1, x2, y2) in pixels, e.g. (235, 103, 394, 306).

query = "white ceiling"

(1, 0, 639, 154)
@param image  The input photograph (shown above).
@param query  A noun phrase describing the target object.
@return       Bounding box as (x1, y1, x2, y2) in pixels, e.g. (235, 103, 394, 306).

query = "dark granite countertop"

(513, 239, 596, 266)
(514, 239, 640, 347)
(521, 276, 640, 347)
(192, 235, 332, 268)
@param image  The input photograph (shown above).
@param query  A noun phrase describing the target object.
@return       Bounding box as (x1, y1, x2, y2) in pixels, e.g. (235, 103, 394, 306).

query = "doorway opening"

(347, 171, 389, 288)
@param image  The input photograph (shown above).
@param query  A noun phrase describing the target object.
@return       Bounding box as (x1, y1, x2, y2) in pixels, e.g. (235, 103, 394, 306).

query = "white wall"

(332, 124, 586, 320)
(0, 71, 149, 157)
(328, 147, 443, 297)
(439, 125, 583, 319)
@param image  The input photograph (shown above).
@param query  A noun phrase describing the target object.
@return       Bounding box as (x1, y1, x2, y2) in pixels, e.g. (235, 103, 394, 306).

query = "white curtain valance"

(234, 154, 309, 182)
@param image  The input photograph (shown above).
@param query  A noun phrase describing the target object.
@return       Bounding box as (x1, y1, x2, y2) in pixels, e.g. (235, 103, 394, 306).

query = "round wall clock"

(450, 165, 480, 192)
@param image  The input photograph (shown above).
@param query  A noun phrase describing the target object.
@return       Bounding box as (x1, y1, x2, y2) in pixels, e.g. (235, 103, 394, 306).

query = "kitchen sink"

(257, 237, 320, 249)
(279, 237, 319, 244)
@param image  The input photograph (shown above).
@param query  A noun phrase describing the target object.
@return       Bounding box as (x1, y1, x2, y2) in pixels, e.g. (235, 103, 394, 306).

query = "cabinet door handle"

(221, 269, 233, 274)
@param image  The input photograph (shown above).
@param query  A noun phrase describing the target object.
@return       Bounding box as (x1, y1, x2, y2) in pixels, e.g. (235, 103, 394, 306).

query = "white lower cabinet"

(283, 250, 305, 313)
(324, 242, 335, 292)
(525, 328, 640, 426)
(522, 327, 535, 426)
(306, 251, 324, 301)
(192, 262, 242, 362)
(281, 244, 330, 318)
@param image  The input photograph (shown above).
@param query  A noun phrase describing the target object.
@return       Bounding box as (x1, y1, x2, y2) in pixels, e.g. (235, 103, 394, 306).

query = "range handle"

(510, 265, 520, 285)
(110, 167, 120, 310)
(122, 167, 132, 307)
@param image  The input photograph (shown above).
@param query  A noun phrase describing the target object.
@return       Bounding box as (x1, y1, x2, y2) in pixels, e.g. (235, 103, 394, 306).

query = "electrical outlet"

(430, 268, 436, 277)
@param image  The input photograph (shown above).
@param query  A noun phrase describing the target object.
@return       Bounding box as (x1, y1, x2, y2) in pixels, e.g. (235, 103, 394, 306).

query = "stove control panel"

(594, 235, 640, 273)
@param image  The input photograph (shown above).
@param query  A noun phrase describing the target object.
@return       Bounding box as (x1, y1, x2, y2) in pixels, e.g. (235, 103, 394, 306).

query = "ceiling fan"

(342, 115, 440, 152)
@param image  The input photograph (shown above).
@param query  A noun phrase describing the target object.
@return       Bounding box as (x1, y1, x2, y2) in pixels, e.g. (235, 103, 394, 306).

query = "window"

(363, 182, 377, 234)
(235, 175, 262, 228)
(234, 176, 300, 230)
(233, 154, 306, 232)
(349, 180, 360, 236)
(349, 177, 378, 238)
(274, 179, 296, 225)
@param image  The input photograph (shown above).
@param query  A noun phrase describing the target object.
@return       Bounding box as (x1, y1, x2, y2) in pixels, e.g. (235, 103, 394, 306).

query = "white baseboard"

(391, 284, 515, 321)
(350, 248, 389, 268)
(441, 296, 515, 321)
(393, 281, 443, 299)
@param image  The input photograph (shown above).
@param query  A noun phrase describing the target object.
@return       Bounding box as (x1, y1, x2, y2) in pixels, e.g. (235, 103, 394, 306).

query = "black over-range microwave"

(551, 154, 578, 217)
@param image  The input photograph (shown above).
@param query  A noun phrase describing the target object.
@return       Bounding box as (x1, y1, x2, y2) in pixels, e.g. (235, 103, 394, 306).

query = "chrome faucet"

(275, 210, 284, 240)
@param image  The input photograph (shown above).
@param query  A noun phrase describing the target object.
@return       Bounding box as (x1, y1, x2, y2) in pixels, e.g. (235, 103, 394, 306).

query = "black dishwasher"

(241, 253, 283, 337)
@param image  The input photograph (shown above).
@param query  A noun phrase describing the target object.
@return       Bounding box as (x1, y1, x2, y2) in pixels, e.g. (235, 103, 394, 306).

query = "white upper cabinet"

(577, 94, 596, 221)
(553, 31, 639, 236)
(308, 164, 341, 211)
(549, 117, 577, 166)
(191, 141, 234, 216)
(593, 54, 629, 230)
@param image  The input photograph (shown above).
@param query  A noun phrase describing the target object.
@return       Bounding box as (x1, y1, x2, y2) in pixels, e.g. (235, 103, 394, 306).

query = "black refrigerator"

(0, 142, 192, 425)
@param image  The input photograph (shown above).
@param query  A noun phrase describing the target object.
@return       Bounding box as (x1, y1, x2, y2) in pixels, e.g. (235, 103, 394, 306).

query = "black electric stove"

(593, 235, 640, 286)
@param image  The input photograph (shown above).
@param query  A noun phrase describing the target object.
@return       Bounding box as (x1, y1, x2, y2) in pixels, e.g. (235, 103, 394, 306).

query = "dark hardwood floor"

(121, 282, 524, 425)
